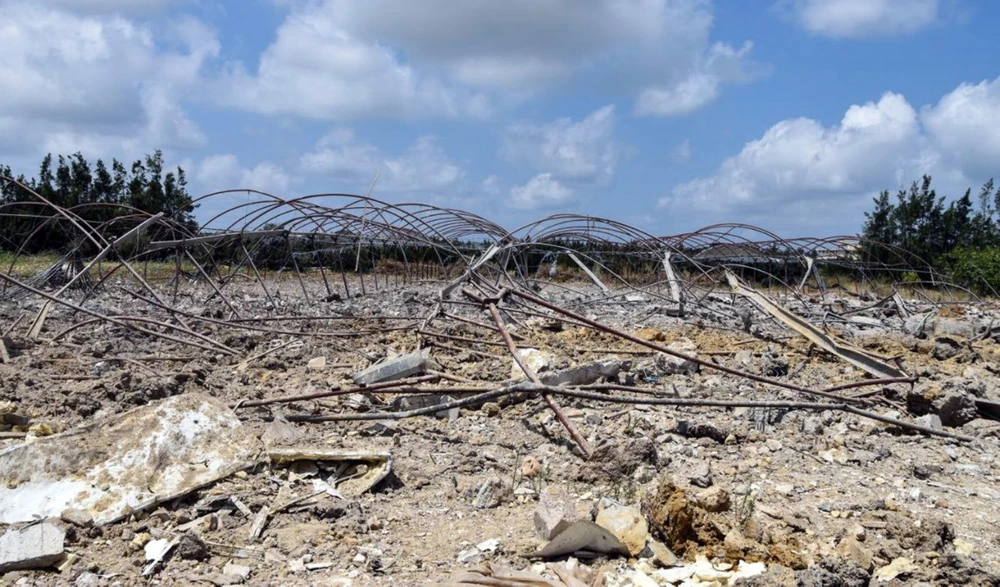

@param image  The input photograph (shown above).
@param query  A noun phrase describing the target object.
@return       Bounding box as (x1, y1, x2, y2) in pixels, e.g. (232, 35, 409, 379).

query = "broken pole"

(481, 296, 592, 460)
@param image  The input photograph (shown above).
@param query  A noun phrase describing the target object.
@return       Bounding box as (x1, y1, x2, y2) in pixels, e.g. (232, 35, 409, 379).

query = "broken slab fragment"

(353, 349, 429, 385)
(0, 393, 261, 526)
(0, 523, 66, 573)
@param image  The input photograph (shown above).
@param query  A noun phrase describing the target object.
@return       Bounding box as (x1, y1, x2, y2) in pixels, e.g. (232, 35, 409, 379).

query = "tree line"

(862, 175, 1000, 293)
(0, 150, 197, 254)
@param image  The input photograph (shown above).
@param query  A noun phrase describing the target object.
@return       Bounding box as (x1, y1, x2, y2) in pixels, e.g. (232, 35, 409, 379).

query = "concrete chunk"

(353, 350, 429, 385)
(533, 485, 576, 540)
(0, 523, 66, 573)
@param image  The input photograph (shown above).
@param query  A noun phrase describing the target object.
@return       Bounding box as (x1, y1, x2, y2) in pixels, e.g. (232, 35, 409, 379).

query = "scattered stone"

(655, 340, 700, 375)
(222, 562, 251, 583)
(175, 533, 209, 561)
(873, 557, 917, 583)
(938, 392, 979, 427)
(0, 523, 66, 573)
(676, 420, 728, 443)
(578, 437, 657, 483)
(476, 539, 499, 553)
(954, 537, 974, 556)
(481, 402, 501, 417)
(801, 415, 824, 435)
(457, 548, 482, 564)
(509, 348, 554, 380)
(74, 572, 102, 586)
(353, 349, 429, 385)
(689, 462, 713, 488)
(272, 523, 329, 554)
(520, 456, 542, 478)
(646, 540, 678, 567)
(914, 414, 943, 431)
(306, 356, 326, 371)
(60, 508, 94, 528)
(837, 537, 874, 572)
(694, 485, 730, 512)
(534, 485, 576, 540)
(595, 502, 648, 556)
(471, 475, 507, 509)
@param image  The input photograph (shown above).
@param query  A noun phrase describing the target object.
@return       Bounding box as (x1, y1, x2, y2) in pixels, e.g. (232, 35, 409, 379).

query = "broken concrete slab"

(266, 447, 392, 497)
(534, 485, 576, 540)
(0, 393, 261, 526)
(353, 349, 429, 385)
(0, 523, 66, 573)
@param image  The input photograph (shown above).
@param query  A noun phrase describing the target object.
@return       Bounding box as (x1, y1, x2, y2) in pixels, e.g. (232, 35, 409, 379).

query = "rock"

(520, 456, 542, 478)
(595, 503, 648, 556)
(353, 349, 429, 385)
(306, 356, 326, 371)
(837, 537, 873, 571)
(801, 415, 824, 435)
(74, 572, 102, 586)
(914, 414, 943, 431)
(60, 508, 94, 528)
(646, 539, 678, 567)
(577, 437, 658, 483)
(656, 339, 699, 375)
(476, 539, 499, 552)
(797, 559, 870, 587)
(534, 485, 576, 540)
(873, 557, 917, 582)
(689, 462, 713, 488)
(954, 537, 974, 556)
(457, 548, 482, 564)
(175, 533, 209, 561)
(0, 523, 65, 573)
(676, 420, 728, 443)
(694, 486, 730, 513)
(471, 476, 507, 509)
(629, 569, 659, 587)
(509, 348, 554, 380)
(938, 392, 978, 427)
(222, 562, 251, 583)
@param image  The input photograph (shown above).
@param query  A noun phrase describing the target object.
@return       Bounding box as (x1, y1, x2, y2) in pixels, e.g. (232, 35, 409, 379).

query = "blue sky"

(2, 0, 999, 237)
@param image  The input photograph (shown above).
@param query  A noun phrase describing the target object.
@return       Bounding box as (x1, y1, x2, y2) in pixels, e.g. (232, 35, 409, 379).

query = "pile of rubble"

(0, 188, 998, 584)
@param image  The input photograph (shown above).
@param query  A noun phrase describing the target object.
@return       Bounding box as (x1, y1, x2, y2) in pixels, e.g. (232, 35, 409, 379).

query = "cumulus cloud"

(30, 0, 180, 14)
(195, 154, 295, 195)
(0, 2, 217, 164)
(663, 77, 1000, 234)
(300, 129, 465, 193)
(509, 174, 574, 210)
(503, 105, 622, 183)
(219, 0, 762, 120)
(921, 77, 1000, 177)
(778, 0, 941, 38)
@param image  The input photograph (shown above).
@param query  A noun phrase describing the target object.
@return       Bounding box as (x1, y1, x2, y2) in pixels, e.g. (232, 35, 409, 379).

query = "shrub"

(943, 247, 1000, 296)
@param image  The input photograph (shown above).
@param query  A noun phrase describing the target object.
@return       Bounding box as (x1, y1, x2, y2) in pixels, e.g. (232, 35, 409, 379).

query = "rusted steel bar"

(509, 288, 867, 404)
(232, 374, 441, 409)
(483, 299, 593, 459)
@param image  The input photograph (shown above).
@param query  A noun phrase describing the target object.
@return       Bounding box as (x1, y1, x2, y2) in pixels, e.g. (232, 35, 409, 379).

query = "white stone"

(0, 523, 65, 573)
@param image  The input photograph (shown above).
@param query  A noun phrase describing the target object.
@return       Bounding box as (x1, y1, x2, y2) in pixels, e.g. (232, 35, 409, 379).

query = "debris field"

(1, 189, 999, 586)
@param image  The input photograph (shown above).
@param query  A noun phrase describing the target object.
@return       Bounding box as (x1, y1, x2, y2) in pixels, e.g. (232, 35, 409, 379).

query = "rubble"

(0, 523, 66, 573)
(0, 189, 999, 583)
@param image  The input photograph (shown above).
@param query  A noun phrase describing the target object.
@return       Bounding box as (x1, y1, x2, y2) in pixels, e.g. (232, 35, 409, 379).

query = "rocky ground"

(1, 279, 999, 586)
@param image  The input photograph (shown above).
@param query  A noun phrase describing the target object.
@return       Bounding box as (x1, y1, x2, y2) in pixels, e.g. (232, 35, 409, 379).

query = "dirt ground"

(1, 279, 999, 586)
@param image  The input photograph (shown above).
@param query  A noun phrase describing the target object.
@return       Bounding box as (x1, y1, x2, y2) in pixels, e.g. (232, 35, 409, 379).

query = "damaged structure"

(1, 180, 999, 585)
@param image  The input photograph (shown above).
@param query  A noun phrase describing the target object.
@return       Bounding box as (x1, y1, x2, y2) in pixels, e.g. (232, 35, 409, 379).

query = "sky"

(2, 0, 999, 238)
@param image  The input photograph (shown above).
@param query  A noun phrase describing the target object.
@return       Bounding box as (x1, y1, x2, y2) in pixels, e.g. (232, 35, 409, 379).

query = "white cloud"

(481, 175, 501, 195)
(509, 173, 574, 210)
(662, 92, 929, 230)
(503, 105, 622, 183)
(216, 0, 489, 121)
(921, 77, 1000, 177)
(0, 3, 217, 163)
(663, 78, 1000, 234)
(30, 0, 179, 14)
(779, 0, 940, 38)
(300, 130, 465, 193)
(195, 154, 294, 195)
(219, 0, 761, 120)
